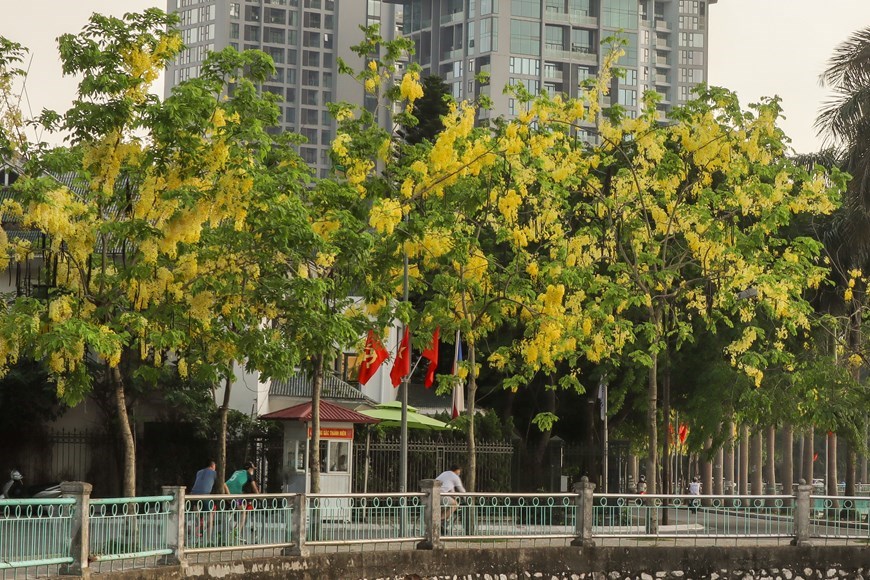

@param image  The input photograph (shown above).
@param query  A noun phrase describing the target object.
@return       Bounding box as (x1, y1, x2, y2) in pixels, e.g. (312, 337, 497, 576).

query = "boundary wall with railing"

(2, 478, 870, 578)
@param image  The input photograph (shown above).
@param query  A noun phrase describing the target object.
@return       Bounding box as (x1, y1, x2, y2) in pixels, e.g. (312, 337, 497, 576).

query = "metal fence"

(88, 495, 173, 572)
(353, 438, 514, 493)
(4, 486, 870, 577)
(0, 498, 75, 579)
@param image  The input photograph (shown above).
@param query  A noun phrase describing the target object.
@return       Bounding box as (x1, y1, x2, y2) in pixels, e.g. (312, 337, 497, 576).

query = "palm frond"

(819, 27, 870, 92)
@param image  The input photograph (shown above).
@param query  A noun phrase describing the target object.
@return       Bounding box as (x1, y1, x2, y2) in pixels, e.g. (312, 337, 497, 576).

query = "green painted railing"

(811, 496, 870, 540)
(88, 495, 173, 562)
(0, 498, 75, 572)
(184, 494, 295, 551)
(306, 493, 425, 544)
(441, 493, 576, 540)
(593, 494, 795, 540)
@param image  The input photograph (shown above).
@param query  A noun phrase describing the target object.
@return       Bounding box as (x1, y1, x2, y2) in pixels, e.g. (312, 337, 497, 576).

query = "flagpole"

(400, 234, 409, 494)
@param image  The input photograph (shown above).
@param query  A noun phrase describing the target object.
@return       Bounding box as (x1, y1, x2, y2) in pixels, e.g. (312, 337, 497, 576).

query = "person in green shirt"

(225, 462, 259, 541)
(225, 462, 259, 495)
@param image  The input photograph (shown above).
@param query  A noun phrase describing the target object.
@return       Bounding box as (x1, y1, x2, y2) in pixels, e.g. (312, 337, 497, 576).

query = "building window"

(510, 77, 540, 95)
(617, 88, 637, 107)
(301, 108, 319, 124)
(545, 25, 566, 51)
(571, 28, 593, 53)
(602, 0, 638, 29)
(302, 88, 319, 105)
(509, 56, 539, 75)
(303, 50, 320, 67)
(303, 31, 321, 47)
(481, 0, 498, 15)
(304, 12, 322, 28)
(265, 46, 285, 64)
(245, 5, 261, 21)
(230, 3, 240, 18)
(304, 0, 321, 8)
(480, 18, 497, 53)
(511, 0, 540, 18)
(510, 19, 541, 56)
(244, 25, 260, 42)
(266, 8, 286, 24)
(303, 70, 320, 86)
(230, 22, 240, 39)
(265, 27, 285, 43)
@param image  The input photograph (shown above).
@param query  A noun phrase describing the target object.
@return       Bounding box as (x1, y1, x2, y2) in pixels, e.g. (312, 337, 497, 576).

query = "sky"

(4, 0, 870, 154)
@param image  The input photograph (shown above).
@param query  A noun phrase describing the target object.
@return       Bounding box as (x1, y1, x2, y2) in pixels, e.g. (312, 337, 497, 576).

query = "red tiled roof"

(260, 400, 379, 424)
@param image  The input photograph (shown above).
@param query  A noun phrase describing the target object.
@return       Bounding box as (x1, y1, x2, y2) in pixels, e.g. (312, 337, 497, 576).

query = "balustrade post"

(792, 479, 813, 546)
(161, 485, 186, 565)
(571, 476, 596, 547)
(60, 481, 92, 577)
(284, 493, 308, 556)
(416, 479, 442, 550)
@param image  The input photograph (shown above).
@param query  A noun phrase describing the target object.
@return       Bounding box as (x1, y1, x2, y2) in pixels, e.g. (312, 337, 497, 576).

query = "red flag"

(358, 330, 388, 385)
(390, 327, 410, 387)
(422, 327, 439, 388)
(678, 424, 688, 444)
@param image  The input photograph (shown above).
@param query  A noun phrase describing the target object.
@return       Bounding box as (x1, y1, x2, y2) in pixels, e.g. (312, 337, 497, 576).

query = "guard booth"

(260, 400, 379, 494)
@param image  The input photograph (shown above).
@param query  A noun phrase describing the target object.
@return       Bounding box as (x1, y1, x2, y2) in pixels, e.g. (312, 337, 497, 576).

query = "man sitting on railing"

(436, 465, 466, 533)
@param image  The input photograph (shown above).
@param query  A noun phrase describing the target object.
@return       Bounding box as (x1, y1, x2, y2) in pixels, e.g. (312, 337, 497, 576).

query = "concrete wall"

(94, 545, 870, 580)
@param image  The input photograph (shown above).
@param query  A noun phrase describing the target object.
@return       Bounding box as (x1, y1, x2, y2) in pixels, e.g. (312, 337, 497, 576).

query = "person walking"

(688, 476, 701, 513)
(435, 465, 466, 533)
(190, 459, 221, 540)
(225, 462, 260, 542)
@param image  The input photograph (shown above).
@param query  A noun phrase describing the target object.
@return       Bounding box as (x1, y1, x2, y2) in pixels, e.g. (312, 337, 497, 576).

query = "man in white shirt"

(436, 465, 466, 528)
(688, 476, 701, 513)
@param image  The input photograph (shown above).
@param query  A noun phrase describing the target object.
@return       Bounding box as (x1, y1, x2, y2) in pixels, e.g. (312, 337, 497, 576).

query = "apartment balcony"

(655, 75, 670, 86)
(440, 11, 465, 25)
(655, 39, 671, 50)
(655, 19, 670, 31)
(441, 47, 464, 61)
(543, 9, 598, 28)
(544, 47, 598, 65)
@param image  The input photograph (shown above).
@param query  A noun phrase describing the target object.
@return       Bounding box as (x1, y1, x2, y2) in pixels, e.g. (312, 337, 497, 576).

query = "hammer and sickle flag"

(358, 330, 389, 385)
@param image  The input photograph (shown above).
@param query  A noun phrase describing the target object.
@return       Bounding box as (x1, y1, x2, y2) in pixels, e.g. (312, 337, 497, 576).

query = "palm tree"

(814, 26, 870, 496)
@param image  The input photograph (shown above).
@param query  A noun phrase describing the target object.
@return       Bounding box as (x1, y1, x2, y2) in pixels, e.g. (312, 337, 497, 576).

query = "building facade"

(164, 0, 401, 178)
(404, 0, 717, 129)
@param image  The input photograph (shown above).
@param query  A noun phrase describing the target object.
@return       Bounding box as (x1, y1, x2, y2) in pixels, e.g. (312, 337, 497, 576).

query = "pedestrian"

(225, 462, 259, 542)
(688, 476, 701, 513)
(190, 460, 220, 539)
(637, 475, 647, 494)
(435, 464, 466, 533)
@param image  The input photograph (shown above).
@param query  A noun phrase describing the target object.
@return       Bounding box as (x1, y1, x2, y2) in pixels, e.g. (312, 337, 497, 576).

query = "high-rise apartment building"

(164, 0, 401, 178)
(403, 0, 716, 129)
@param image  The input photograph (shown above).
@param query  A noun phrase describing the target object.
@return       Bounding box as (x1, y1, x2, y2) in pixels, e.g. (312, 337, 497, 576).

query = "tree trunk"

(782, 424, 794, 496)
(111, 366, 136, 498)
(739, 424, 749, 495)
(646, 353, 659, 494)
(861, 421, 868, 484)
(702, 439, 713, 501)
(713, 442, 724, 495)
(466, 341, 478, 492)
(309, 353, 324, 493)
(765, 425, 776, 494)
(827, 432, 838, 497)
(217, 372, 233, 487)
(846, 443, 857, 497)
(750, 429, 763, 495)
(662, 359, 671, 496)
(724, 419, 735, 494)
(802, 427, 814, 485)
(532, 387, 555, 490)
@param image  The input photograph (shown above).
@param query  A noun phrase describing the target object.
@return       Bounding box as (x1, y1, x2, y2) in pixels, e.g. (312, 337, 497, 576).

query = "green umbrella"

(359, 401, 452, 430)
